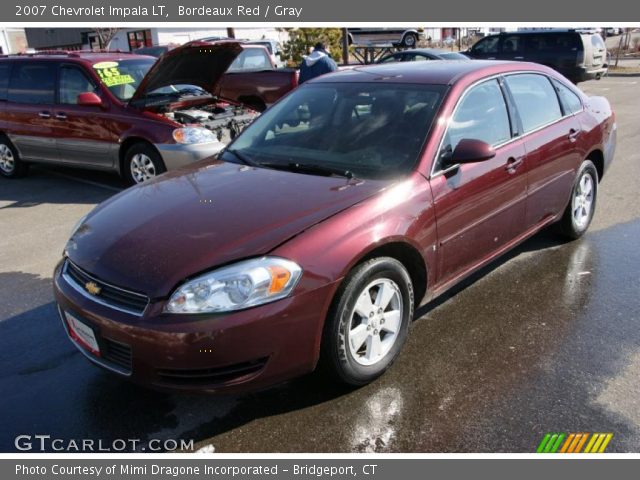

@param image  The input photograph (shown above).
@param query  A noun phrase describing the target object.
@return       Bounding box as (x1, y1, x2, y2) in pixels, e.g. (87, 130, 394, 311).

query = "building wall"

(0, 28, 28, 54)
(24, 28, 87, 50)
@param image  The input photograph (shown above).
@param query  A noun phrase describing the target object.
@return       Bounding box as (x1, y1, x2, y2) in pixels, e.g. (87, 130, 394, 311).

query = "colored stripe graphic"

(574, 433, 589, 452)
(537, 433, 613, 453)
(559, 433, 575, 453)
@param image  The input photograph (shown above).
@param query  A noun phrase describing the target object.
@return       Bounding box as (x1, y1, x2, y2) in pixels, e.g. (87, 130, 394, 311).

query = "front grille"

(156, 357, 268, 386)
(102, 338, 133, 373)
(64, 260, 149, 315)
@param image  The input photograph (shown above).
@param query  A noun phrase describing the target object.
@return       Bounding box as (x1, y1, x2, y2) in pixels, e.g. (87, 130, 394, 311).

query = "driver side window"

(437, 79, 511, 170)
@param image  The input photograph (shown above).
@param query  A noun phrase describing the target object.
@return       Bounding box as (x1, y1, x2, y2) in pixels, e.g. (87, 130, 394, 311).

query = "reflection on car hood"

(66, 161, 391, 298)
(130, 40, 243, 102)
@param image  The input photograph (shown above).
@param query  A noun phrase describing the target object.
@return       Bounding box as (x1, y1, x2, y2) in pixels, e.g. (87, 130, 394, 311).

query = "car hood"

(130, 40, 243, 103)
(66, 161, 390, 298)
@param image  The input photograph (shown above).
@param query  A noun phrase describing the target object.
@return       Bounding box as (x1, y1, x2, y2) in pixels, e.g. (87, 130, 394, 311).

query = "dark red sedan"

(53, 61, 616, 392)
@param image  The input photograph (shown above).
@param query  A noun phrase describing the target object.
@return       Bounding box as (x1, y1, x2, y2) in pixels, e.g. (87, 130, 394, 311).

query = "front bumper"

(154, 142, 225, 170)
(53, 260, 338, 393)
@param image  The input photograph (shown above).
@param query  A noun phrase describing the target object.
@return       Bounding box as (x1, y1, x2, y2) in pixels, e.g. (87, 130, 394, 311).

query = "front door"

(54, 64, 117, 169)
(430, 78, 527, 286)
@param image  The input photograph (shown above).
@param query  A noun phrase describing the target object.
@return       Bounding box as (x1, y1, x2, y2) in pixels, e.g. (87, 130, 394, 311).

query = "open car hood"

(130, 40, 243, 102)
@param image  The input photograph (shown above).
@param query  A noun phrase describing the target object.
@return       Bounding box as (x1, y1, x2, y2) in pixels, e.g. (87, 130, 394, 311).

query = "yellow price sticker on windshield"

(93, 62, 135, 87)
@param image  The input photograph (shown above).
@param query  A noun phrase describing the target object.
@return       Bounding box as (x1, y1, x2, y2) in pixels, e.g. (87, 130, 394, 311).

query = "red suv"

(0, 42, 258, 185)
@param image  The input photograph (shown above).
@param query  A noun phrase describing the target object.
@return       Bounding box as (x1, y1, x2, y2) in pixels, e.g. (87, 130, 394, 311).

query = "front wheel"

(123, 143, 166, 186)
(557, 160, 598, 239)
(320, 257, 414, 386)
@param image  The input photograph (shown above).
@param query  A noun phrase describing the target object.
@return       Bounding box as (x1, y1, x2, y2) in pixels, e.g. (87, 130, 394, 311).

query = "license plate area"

(64, 311, 101, 356)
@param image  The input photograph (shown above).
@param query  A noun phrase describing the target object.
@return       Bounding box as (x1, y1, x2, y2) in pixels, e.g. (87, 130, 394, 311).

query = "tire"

(557, 159, 598, 239)
(319, 257, 414, 386)
(0, 135, 28, 179)
(122, 142, 166, 186)
(402, 33, 418, 48)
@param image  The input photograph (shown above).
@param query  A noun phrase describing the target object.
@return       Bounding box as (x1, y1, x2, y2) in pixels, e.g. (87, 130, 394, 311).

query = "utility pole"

(341, 28, 349, 65)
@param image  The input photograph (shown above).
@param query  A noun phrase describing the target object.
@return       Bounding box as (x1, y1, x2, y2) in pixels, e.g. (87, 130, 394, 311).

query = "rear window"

(552, 79, 583, 114)
(501, 35, 523, 53)
(0, 62, 11, 101)
(228, 49, 272, 72)
(526, 33, 582, 52)
(8, 62, 56, 104)
(505, 74, 562, 132)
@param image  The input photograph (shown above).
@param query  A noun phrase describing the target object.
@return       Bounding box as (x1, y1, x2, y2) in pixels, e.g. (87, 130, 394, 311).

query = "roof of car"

(397, 48, 461, 55)
(0, 51, 155, 63)
(493, 29, 582, 35)
(313, 60, 546, 86)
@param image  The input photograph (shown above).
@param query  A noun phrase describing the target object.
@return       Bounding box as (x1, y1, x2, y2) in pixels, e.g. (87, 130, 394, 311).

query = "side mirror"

(443, 138, 496, 166)
(77, 92, 104, 108)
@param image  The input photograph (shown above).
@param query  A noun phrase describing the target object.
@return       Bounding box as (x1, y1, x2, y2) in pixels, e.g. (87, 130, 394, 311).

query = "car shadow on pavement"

(0, 167, 119, 210)
(1, 221, 640, 452)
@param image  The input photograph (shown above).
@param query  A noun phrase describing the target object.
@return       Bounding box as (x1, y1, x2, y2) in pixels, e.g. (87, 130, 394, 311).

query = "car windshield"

(92, 58, 207, 101)
(222, 82, 446, 179)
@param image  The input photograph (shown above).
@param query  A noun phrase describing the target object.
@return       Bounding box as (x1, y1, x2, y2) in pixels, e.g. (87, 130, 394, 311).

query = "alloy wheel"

(347, 278, 403, 366)
(130, 153, 156, 183)
(572, 171, 594, 229)
(0, 144, 15, 174)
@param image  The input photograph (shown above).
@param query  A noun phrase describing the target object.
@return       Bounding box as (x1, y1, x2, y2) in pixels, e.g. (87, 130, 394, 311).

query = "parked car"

(133, 44, 177, 58)
(243, 39, 285, 68)
(0, 41, 284, 184)
(466, 29, 608, 83)
(604, 28, 622, 36)
(217, 44, 298, 111)
(54, 60, 616, 393)
(347, 28, 424, 48)
(377, 48, 469, 63)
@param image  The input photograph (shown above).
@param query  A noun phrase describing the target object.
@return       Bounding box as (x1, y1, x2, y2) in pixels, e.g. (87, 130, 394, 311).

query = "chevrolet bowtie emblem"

(85, 281, 101, 296)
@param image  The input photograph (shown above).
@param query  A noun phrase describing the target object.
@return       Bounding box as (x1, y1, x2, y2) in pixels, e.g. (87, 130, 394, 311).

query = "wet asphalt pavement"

(1, 76, 639, 453)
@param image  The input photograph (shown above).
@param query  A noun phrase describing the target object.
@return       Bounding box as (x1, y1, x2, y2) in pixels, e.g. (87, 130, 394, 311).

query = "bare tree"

(93, 28, 121, 50)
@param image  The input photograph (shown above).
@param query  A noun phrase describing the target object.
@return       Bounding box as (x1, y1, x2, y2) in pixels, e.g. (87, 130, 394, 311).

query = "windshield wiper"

(261, 162, 355, 179)
(224, 148, 260, 167)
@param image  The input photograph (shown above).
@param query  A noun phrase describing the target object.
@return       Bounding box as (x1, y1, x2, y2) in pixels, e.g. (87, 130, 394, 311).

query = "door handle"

(505, 157, 524, 172)
(55, 113, 67, 120)
(38, 111, 50, 119)
(568, 128, 580, 142)
(514, 56, 524, 60)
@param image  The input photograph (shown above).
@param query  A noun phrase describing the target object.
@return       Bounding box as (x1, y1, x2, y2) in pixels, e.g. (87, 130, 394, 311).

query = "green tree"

(277, 28, 345, 66)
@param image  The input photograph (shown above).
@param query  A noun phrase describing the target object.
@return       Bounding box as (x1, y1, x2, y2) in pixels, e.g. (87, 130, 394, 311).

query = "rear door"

(430, 78, 527, 285)
(54, 63, 117, 168)
(5, 61, 59, 162)
(498, 34, 525, 61)
(504, 73, 581, 228)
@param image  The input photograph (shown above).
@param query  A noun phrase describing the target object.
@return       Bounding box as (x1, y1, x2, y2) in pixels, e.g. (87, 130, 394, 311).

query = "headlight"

(165, 257, 302, 314)
(172, 127, 217, 145)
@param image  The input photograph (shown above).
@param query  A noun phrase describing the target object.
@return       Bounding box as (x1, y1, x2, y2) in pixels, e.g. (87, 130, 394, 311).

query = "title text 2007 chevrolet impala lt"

(54, 61, 616, 392)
